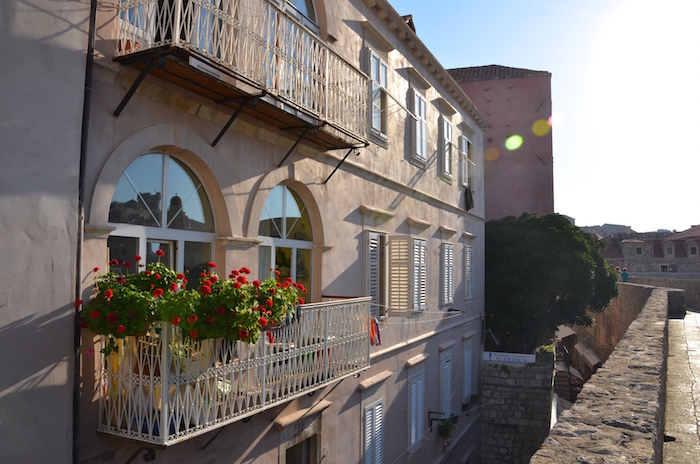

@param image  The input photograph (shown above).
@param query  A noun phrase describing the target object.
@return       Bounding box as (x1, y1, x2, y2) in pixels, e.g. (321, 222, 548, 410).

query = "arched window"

(258, 185, 311, 300)
(288, 0, 316, 22)
(107, 153, 216, 282)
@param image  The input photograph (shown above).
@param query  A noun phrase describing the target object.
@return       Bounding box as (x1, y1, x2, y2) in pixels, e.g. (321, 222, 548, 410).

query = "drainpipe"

(74, 0, 97, 463)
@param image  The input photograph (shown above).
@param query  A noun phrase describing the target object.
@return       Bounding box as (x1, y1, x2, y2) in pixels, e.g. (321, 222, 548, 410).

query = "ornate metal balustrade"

(115, 0, 368, 142)
(97, 297, 370, 446)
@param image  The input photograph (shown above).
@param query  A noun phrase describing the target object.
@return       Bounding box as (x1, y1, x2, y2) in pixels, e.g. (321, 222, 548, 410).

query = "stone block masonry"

(530, 288, 669, 463)
(480, 353, 554, 463)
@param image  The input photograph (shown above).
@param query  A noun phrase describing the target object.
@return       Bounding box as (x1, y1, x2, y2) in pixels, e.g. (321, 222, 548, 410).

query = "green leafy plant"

(437, 417, 456, 439)
(79, 253, 302, 355)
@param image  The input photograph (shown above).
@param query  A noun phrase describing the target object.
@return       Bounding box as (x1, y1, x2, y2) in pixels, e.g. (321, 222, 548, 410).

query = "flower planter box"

(96, 297, 371, 446)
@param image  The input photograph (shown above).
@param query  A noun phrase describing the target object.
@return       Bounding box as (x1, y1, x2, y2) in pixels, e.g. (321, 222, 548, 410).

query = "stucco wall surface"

(530, 288, 669, 463)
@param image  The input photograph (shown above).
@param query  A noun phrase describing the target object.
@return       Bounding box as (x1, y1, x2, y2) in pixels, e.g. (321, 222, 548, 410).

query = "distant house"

(599, 226, 700, 273)
(448, 65, 554, 221)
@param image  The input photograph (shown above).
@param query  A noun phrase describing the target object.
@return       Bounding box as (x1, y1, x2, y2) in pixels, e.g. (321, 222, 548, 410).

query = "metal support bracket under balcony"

(212, 92, 267, 147)
(113, 53, 168, 118)
(323, 144, 368, 184)
(277, 124, 321, 167)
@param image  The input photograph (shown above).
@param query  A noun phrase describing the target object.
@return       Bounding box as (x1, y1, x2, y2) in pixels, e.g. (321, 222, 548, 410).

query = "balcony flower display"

(79, 252, 302, 355)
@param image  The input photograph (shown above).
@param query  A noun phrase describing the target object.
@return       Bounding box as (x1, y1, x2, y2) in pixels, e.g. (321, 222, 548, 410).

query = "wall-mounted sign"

(483, 351, 536, 364)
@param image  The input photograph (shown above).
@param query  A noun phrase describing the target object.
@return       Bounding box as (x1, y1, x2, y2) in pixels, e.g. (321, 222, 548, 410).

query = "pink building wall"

(451, 66, 555, 221)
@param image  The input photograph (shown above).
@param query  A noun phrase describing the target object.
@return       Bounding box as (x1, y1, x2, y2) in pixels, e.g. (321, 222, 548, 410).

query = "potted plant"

(437, 416, 457, 442)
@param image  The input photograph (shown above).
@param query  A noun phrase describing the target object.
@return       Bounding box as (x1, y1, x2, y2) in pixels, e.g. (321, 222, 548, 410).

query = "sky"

(389, 0, 699, 233)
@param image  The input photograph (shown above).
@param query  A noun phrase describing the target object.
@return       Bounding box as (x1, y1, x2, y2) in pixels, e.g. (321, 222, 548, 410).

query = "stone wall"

(629, 274, 698, 310)
(530, 288, 669, 463)
(480, 352, 554, 464)
(575, 284, 655, 365)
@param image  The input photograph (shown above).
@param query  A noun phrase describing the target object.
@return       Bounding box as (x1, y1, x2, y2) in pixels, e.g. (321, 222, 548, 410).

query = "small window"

(667, 245, 674, 255)
(441, 243, 454, 306)
(661, 265, 668, 272)
(691, 246, 698, 255)
(636, 246, 642, 255)
(458, 135, 474, 188)
(411, 90, 428, 162)
(463, 341, 472, 402)
(439, 118, 453, 180)
(370, 51, 388, 140)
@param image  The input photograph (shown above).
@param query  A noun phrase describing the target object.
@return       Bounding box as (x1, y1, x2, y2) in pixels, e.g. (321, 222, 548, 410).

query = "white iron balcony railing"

(97, 297, 370, 446)
(116, 0, 368, 140)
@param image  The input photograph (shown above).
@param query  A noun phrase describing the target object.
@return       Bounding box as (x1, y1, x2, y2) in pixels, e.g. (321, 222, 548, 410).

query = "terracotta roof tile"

(447, 65, 550, 83)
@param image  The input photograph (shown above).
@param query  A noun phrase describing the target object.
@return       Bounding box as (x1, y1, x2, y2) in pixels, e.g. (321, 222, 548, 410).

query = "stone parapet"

(530, 288, 669, 463)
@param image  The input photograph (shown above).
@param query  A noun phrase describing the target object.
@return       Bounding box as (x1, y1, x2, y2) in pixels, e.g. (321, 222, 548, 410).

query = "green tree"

(485, 213, 619, 352)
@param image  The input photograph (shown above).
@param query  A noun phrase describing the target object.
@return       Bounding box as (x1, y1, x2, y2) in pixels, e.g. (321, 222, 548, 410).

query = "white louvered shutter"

(389, 236, 410, 313)
(442, 243, 454, 306)
(464, 245, 474, 300)
(409, 370, 425, 449)
(367, 231, 381, 317)
(364, 401, 384, 464)
(441, 356, 452, 417)
(464, 343, 472, 402)
(413, 239, 426, 311)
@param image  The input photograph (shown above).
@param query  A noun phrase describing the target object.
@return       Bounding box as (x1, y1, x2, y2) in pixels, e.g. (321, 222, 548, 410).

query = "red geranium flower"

(268, 288, 276, 295)
(80, 320, 88, 328)
(200, 271, 207, 279)
(297, 298, 305, 305)
(75, 300, 83, 307)
(170, 282, 178, 291)
(190, 329, 199, 339)
(117, 276, 126, 284)
(232, 281, 241, 289)
(267, 332, 274, 343)
(156, 249, 165, 258)
(206, 315, 216, 324)
(90, 310, 101, 320)
(93, 266, 100, 273)
(117, 324, 126, 333)
(107, 312, 118, 324)
(253, 280, 261, 288)
(134, 255, 142, 262)
(172, 316, 181, 326)
(154, 273, 161, 280)
(123, 261, 133, 269)
(104, 289, 114, 300)
(109, 259, 119, 267)
(258, 317, 268, 327)
(265, 299, 274, 308)
(187, 314, 197, 324)
(237, 276, 248, 284)
(202, 279, 212, 287)
(217, 306, 226, 315)
(231, 269, 240, 277)
(208, 262, 216, 269)
(210, 275, 218, 283)
(200, 285, 212, 295)
(176, 273, 185, 280)
(152, 288, 164, 298)
(239, 267, 251, 275)
(144, 270, 151, 276)
(239, 329, 249, 339)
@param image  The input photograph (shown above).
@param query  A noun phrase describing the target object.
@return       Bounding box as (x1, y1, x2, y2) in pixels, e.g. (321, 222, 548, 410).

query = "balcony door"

(258, 185, 312, 301)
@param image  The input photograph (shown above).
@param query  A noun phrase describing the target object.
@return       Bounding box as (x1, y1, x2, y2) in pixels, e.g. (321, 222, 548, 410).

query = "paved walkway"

(664, 310, 700, 462)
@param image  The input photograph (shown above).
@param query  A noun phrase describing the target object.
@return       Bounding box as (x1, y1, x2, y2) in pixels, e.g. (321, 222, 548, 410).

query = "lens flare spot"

(549, 113, 565, 127)
(532, 119, 551, 137)
(485, 147, 500, 161)
(505, 135, 523, 151)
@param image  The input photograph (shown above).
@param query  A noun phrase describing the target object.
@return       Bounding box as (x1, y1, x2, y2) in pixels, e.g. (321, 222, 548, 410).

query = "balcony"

(114, 0, 368, 150)
(97, 297, 370, 446)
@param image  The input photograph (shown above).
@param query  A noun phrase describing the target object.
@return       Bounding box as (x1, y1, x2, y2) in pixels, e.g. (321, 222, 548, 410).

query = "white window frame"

(440, 350, 453, 417)
(411, 89, 428, 163)
(408, 366, 425, 452)
(412, 238, 427, 311)
(464, 245, 474, 301)
(369, 50, 388, 140)
(363, 400, 384, 464)
(459, 135, 475, 189)
(441, 243, 454, 306)
(463, 339, 472, 403)
(691, 246, 698, 256)
(439, 117, 453, 180)
(366, 231, 387, 318)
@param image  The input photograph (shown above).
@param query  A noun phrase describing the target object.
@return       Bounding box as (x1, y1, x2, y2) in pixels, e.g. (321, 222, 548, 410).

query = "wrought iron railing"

(116, 0, 368, 140)
(97, 297, 370, 445)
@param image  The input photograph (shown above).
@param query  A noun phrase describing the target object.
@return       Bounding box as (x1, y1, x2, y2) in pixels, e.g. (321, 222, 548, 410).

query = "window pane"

(147, 241, 173, 268)
(167, 158, 214, 232)
(259, 186, 284, 238)
(258, 245, 272, 281)
(286, 189, 312, 241)
(109, 153, 163, 226)
(107, 236, 139, 274)
(296, 248, 311, 300)
(184, 241, 211, 289)
(276, 247, 293, 281)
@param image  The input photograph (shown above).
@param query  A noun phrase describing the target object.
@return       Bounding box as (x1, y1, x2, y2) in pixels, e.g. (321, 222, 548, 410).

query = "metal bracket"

(277, 125, 317, 168)
(211, 91, 266, 147)
(113, 54, 168, 118)
(322, 142, 368, 184)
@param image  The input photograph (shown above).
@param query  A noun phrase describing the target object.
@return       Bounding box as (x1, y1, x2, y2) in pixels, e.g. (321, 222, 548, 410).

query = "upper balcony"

(114, 0, 368, 150)
(97, 297, 370, 446)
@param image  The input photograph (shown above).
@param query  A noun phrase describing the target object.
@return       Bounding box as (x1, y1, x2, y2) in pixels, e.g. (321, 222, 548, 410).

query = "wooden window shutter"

(388, 236, 410, 313)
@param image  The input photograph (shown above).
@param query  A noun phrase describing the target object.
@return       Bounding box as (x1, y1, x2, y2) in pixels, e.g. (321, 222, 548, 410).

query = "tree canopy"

(485, 213, 619, 353)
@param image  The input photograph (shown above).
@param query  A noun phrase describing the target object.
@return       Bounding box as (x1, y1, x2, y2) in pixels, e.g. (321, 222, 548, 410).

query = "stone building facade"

(0, 1, 487, 463)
